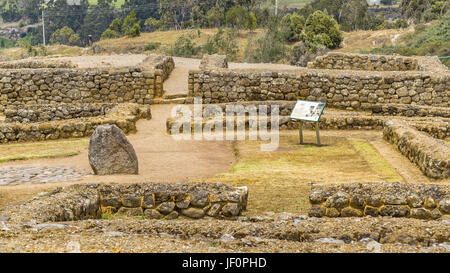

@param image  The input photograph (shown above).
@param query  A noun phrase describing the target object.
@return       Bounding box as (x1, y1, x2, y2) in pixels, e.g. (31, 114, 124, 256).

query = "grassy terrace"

(0, 138, 89, 163)
(200, 134, 402, 215)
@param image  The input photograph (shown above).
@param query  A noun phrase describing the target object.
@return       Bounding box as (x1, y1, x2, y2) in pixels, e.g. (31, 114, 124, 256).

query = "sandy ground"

(0, 105, 235, 186)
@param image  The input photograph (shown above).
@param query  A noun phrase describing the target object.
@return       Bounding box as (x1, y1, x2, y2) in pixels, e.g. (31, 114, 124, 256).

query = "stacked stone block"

(309, 182, 450, 219)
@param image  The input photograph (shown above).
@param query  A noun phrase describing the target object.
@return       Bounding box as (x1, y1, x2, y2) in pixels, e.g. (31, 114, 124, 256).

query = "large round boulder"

(88, 124, 138, 175)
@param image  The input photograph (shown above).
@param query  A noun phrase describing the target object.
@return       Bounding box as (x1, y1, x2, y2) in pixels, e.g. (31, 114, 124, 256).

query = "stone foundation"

(2, 182, 248, 223)
(0, 103, 151, 144)
(308, 182, 450, 219)
(199, 54, 228, 70)
(383, 120, 449, 179)
(5, 103, 117, 123)
(307, 52, 419, 71)
(371, 103, 450, 118)
(0, 59, 77, 69)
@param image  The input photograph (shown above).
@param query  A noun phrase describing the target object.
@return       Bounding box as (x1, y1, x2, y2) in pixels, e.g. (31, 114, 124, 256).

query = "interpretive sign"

(290, 100, 326, 145)
(289, 100, 326, 122)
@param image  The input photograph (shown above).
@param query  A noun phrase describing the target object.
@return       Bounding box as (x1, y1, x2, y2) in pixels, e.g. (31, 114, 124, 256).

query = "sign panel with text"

(289, 100, 326, 122)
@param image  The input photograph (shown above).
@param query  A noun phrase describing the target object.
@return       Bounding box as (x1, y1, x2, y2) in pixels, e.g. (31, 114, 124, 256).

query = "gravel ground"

(0, 212, 449, 253)
(0, 166, 90, 186)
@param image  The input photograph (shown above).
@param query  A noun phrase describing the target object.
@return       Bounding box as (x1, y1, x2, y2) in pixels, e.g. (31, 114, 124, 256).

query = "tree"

(305, 10, 343, 49)
(280, 12, 305, 42)
(50, 26, 81, 46)
(246, 12, 257, 32)
(207, 3, 225, 27)
(226, 5, 249, 29)
(100, 18, 123, 40)
(121, 0, 159, 24)
(123, 11, 141, 37)
(245, 17, 288, 63)
(144, 17, 163, 32)
(79, 0, 115, 44)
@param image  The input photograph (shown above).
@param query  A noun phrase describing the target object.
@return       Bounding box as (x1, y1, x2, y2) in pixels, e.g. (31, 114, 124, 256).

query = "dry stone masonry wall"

(0, 59, 77, 69)
(383, 120, 449, 179)
(1, 182, 249, 223)
(307, 52, 419, 71)
(0, 103, 151, 144)
(188, 68, 449, 110)
(0, 54, 175, 111)
(4, 103, 117, 123)
(371, 103, 450, 118)
(308, 182, 450, 219)
(199, 54, 228, 70)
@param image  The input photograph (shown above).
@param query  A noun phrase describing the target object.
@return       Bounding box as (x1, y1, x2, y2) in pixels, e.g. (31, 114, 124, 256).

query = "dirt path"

(0, 105, 235, 186)
(163, 57, 300, 97)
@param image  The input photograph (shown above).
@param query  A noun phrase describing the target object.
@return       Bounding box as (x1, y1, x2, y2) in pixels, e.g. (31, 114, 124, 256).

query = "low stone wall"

(188, 68, 450, 110)
(307, 52, 420, 71)
(371, 103, 450, 118)
(199, 54, 228, 70)
(1, 182, 249, 223)
(166, 104, 449, 139)
(0, 103, 151, 144)
(0, 59, 77, 69)
(308, 182, 450, 219)
(5, 103, 117, 123)
(138, 54, 175, 97)
(383, 120, 449, 179)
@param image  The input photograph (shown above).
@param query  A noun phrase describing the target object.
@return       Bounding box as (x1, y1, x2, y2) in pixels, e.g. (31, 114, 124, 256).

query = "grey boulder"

(88, 124, 138, 175)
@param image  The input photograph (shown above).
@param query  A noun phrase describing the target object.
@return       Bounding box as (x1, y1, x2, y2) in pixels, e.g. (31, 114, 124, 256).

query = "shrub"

(144, 42, 161, 51)
(50, 26, 81, 46)
(280, 12, 305, 42)
(203, 28, 239, 60)
(305, 10, 343, 49)
(170, 36, 200, 58)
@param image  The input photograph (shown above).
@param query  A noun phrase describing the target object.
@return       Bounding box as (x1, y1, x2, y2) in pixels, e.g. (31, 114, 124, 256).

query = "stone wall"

(166, 101, 449, 139)
(0, 55, 175, 110)
(308, 182, 450, 219)
(199, 54, 228, 70)
(0, 103, 151, 144)
(138, 54, 175, 96)
(383, 120, 449, 179)
(5, 103, 117, 123)
(1, 182, 249, 223)
(0, 67, 156, 109)
(188, 68, 450, 110)
(307, 52, 420, 71)
(0, 59, 77, 69)
(371, 103, 450, 118)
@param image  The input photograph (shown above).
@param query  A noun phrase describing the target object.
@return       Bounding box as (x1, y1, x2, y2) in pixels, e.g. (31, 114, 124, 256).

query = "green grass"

(0, 138, 89, 162)
(200, 134, 402, 215)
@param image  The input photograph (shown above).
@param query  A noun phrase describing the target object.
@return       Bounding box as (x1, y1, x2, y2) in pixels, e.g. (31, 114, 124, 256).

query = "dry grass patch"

(201, 134, 402, 215)
(0, 138, 89, 163)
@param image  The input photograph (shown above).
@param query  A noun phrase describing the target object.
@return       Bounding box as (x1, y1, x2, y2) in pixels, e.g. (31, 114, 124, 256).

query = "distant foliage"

(244, 18, 288, 63)
(169, 35, 200, 58)
(280, 12, 305, 42)
(400, 0, 449, 23)
(50, 26, 81, 46)
(304, 10, 343, 49)
(368, 11, 450, 67)
(123, 11, 141, 37)
(203, 28, 239, 60)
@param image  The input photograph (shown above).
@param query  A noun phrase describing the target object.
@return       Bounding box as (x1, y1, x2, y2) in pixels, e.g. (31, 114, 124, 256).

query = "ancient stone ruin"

(88, 124, 139, 175)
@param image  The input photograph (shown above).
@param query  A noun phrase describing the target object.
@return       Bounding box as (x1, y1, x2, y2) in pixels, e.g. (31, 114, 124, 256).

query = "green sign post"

(289, 100, 326, 145)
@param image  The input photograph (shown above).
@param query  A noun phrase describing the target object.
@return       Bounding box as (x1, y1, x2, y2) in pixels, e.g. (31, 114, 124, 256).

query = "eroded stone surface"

(0, 166, 89, 186)
(88, 124, 139, 175)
